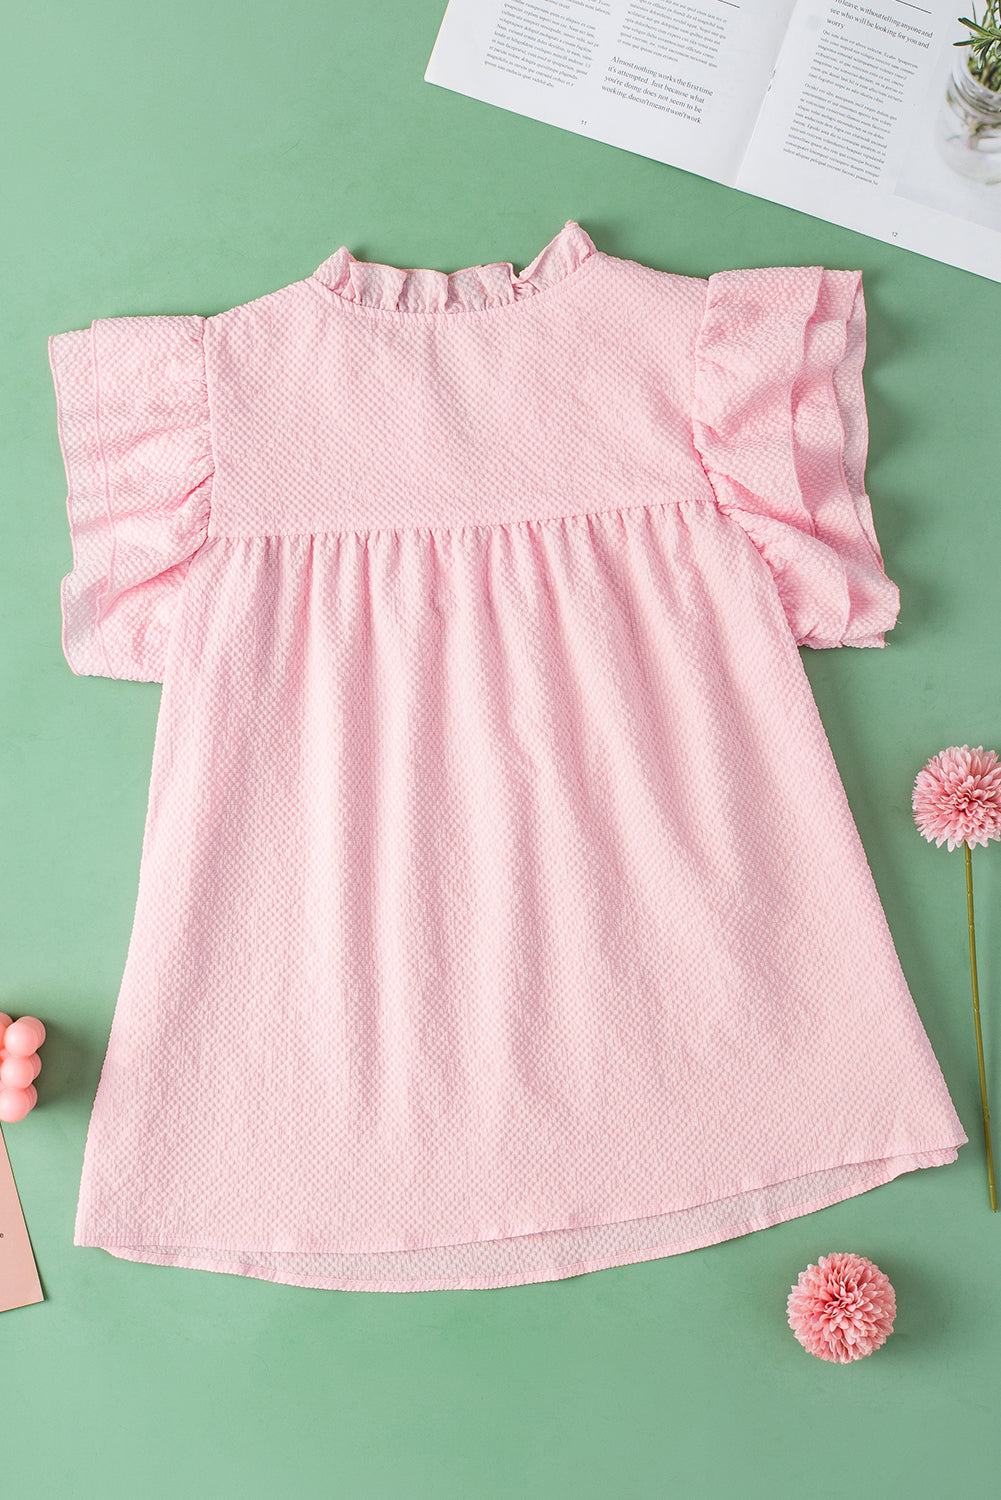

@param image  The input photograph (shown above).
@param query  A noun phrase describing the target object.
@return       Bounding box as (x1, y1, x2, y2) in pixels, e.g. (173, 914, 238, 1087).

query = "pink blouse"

(50, 221, 965, 1290)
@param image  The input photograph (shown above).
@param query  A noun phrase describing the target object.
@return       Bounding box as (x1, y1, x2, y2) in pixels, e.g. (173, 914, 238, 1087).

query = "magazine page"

(425, 0, 797, 186)
(737, 1, 1001, 281)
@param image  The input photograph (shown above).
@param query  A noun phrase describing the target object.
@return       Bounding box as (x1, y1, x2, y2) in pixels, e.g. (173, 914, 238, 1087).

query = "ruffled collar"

(312, 220, 595, 314)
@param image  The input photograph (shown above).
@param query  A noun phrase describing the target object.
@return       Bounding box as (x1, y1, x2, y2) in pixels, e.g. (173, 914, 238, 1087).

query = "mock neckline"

(311, 221, 596, 314)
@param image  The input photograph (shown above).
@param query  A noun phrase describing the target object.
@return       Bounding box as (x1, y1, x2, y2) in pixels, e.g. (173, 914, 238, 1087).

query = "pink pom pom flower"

(913, 745, 1001, 851)
(787, 1253, 896, 1363)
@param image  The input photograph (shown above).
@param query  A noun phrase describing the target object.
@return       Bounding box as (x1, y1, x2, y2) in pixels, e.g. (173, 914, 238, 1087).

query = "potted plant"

(937, 6, 1001, 182)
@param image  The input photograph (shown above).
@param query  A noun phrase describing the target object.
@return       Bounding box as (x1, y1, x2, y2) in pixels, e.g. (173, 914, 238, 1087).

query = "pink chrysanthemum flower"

(914, 745, 1000, 1210)
(787, 1253, 896, 1363)
(913, 745, 1001, 851)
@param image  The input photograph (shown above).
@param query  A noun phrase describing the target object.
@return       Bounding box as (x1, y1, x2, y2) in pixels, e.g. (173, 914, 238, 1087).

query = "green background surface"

(3, 3, 1001, 1496)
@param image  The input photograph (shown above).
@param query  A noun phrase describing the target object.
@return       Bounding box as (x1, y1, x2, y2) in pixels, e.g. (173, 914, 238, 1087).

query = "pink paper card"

(0, 1127, 43, 1312)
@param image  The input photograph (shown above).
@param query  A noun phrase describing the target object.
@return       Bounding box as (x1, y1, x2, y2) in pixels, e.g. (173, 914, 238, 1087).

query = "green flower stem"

(965, 843, 997, 1212)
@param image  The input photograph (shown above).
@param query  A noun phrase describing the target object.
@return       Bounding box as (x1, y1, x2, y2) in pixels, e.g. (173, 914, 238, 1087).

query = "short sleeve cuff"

(49, 315, 213, 682)
(692, 267, 899, 649)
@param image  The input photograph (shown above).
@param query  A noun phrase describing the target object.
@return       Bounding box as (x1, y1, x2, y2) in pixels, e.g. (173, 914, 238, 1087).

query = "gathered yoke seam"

(205, 493, 718, 544)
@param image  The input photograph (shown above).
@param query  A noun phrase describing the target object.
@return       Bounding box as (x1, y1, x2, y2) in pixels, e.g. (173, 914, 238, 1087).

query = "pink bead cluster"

(0, 1015, 45, 1123)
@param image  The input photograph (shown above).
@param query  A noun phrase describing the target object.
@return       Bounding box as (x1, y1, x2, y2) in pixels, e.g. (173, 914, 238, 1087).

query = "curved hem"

(74, 1141, 963, 1292)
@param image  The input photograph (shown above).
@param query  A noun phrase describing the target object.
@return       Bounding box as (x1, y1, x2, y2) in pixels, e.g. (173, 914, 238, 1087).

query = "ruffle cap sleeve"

(692, 267, 899, 648)
(49, 315, 213, 682)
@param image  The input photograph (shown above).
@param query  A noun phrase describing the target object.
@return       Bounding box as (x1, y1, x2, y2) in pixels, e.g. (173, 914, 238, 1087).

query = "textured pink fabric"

(50, 221, 967, 1291)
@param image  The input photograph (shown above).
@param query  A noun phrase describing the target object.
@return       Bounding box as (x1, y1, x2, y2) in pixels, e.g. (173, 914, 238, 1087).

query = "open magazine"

(426, 1, 1001, 283)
